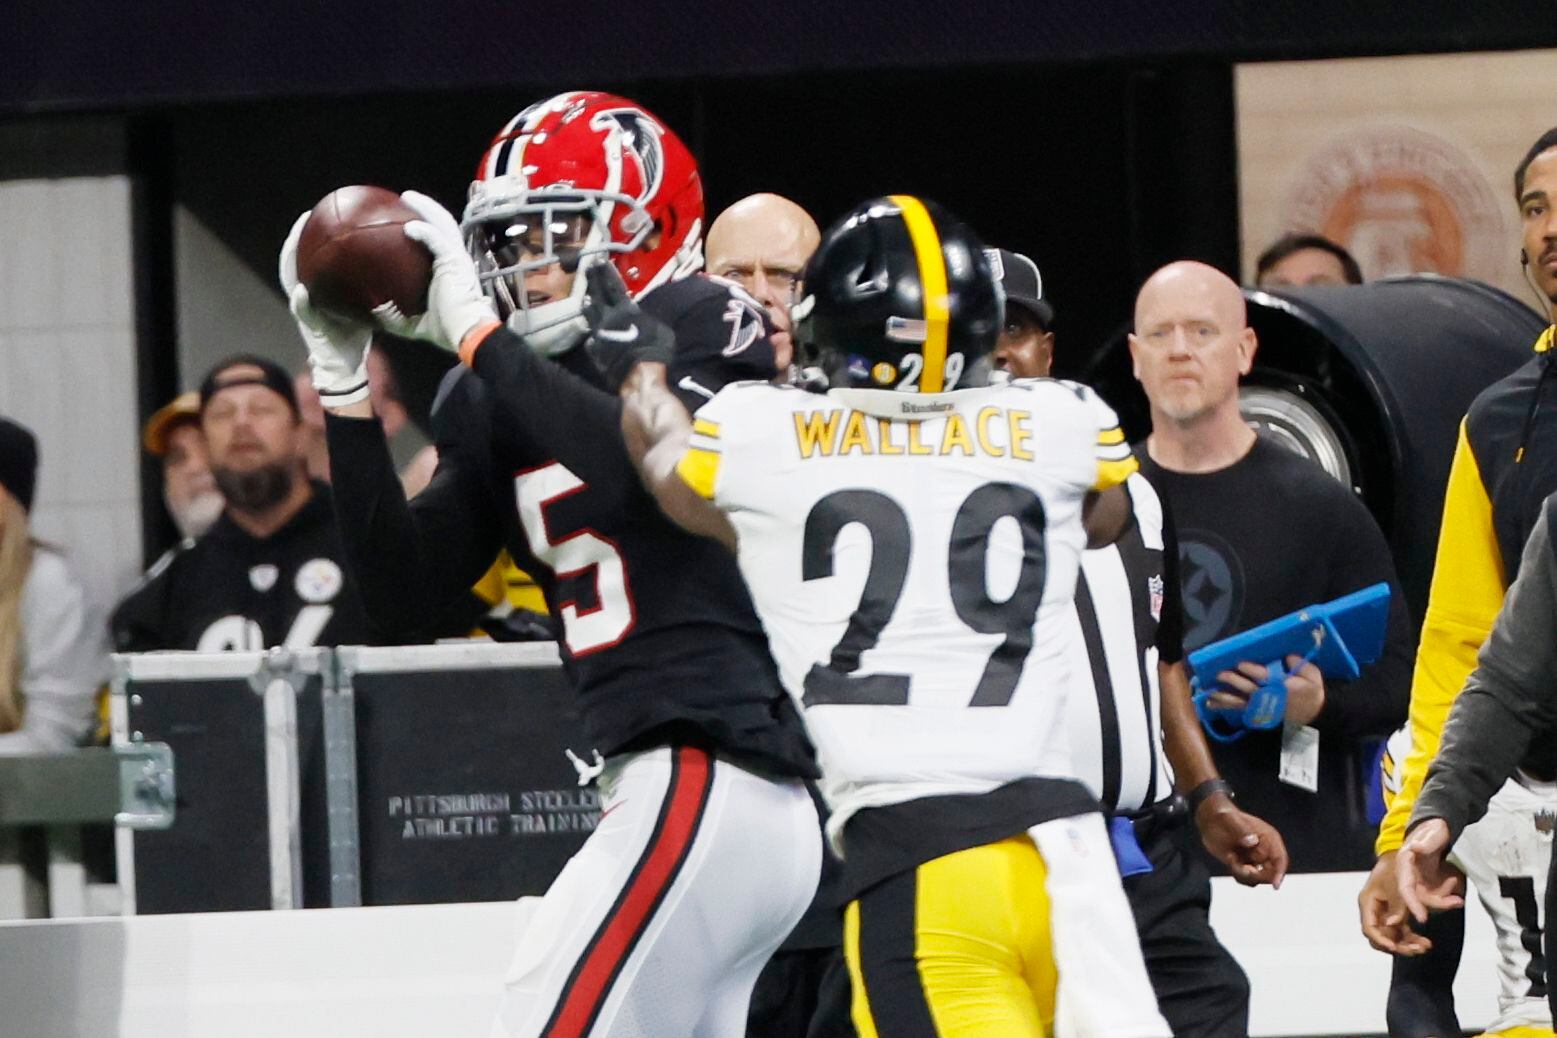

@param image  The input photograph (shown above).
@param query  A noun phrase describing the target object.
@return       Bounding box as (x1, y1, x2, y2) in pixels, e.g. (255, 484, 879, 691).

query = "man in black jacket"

(1130, 260, 1413, 873)
(112, 355, 369, 652)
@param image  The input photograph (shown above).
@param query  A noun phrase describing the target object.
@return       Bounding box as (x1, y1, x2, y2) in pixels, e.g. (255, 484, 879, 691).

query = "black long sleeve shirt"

(1141, 436, 1414, 871)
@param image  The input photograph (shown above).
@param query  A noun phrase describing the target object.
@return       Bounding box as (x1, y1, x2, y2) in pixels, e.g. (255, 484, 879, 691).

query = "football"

(295, 185, 432, 321)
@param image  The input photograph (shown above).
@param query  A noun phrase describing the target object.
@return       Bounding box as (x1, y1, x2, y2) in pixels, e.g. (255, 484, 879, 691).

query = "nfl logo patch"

(1148, 575, 1165, 621)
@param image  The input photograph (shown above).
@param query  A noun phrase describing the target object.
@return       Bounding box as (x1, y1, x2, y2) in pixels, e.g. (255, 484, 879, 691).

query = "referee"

(991, 248, 1290, 1036)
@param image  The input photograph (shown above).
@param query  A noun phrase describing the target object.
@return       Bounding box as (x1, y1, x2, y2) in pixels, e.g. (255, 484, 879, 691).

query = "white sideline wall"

(0, 175, 143, 612)
(0, 873, 1505, 1038)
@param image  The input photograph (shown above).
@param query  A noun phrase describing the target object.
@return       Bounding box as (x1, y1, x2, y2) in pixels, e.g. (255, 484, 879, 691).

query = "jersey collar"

(828, 385, 1005, 420)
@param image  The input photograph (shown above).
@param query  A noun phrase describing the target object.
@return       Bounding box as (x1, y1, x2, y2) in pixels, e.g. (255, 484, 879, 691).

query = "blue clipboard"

(1188, 582, 1391, 742)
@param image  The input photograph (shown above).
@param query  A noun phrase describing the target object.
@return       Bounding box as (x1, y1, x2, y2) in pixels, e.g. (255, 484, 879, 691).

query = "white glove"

(380, 190, 498, 355)
(278, 211, 372, 406)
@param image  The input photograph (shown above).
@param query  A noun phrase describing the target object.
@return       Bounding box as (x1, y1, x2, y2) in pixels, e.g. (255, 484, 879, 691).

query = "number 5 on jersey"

(515, 462, 636, 656)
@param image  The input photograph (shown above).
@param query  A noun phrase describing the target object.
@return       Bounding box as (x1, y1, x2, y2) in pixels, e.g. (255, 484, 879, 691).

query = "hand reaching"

(580, 262, 676, 391)
(1197, 796, 1289, 888)
(1358, 851, 1435, 955)
(1397, 819, 1466, 923)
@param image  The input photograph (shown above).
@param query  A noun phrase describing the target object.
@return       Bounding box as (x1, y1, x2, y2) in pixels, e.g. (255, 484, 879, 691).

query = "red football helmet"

(462, 90, 705, 353)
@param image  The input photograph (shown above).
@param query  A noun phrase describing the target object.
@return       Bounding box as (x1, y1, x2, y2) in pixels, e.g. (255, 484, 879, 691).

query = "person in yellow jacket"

(469, 552, 555, 640)
(1360, 125, 1557, 1038)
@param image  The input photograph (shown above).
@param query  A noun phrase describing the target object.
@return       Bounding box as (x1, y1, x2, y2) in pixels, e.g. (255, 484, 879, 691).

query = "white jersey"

(678, 378, 1136, 837)
(1384, 727, 1556, 1033)
(1453, 773, 1557, 1033)
(1061, 473, 1176, 813)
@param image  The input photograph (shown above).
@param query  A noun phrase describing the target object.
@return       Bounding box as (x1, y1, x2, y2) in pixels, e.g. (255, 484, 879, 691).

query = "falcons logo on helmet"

(591, 108, 665, 206)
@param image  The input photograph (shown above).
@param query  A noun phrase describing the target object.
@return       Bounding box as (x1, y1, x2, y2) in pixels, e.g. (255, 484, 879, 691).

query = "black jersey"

(1140, 436, 1413, 871)
(326, 274, 817, 778)
(112, 483, 371, 652)
(1467, 345, 1557, 586)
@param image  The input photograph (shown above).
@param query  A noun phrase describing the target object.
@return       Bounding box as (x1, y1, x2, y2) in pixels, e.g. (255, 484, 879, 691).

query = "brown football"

(294, 185, 432, 321)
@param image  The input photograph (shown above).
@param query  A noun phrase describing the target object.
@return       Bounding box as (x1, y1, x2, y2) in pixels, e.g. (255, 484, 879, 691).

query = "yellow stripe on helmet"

(888, 195, 949, 393)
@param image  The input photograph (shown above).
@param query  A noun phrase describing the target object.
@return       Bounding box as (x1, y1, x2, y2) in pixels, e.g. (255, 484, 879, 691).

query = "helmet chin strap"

(507, 306, 589, 358)
(505, 250, 600, 358)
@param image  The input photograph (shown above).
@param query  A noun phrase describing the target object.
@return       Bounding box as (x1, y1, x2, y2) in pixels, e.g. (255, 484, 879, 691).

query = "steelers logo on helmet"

(871, 361, 897, 385)
(795, 194, 1002, 393)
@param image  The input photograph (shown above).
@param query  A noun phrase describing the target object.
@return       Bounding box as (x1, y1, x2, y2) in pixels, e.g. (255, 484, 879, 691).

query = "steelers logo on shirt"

(295, 558, 344, 604)
(1177, 530, 1244, 651)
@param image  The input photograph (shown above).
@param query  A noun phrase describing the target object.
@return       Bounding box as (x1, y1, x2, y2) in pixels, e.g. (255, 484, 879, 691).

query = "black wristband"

(1188, 778, 1235, 815)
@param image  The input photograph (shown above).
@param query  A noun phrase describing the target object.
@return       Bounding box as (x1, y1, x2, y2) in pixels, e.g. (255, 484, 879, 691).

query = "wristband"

(1188, 778, 1235, 815)
(318, 378, 370, 408)
(458, 320, 503, 368)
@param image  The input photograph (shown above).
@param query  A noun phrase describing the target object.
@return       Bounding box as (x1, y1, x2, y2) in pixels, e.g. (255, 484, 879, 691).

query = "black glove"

(582, 262, 676, 391)
(478, 608, 559, 643)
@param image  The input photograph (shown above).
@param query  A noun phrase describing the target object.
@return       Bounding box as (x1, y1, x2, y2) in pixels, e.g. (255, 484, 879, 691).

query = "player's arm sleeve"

(676, 408, 727, 502)
(325, 403, 503, 644)
(1375, 421, 1505, 854)
(1306, 492, 1413, 743)
(612, 363, 738, 549)
(1080, 385, 1138, 490)
(672, 386, 759, 510)
(464, 324, 626, 454)
(1412, 504, 1557, 841)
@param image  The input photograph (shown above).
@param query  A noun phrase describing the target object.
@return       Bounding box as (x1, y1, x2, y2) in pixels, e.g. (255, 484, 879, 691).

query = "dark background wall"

(4, 2, 1553, 565)
(158, 61, 1235, 378)
(8, 0, 1552, 377)
(6, 0, 1554, 112)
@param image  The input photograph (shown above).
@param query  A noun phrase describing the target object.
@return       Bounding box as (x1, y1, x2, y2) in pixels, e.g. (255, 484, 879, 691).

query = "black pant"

(746, 944, 854, 1038)
(1122, 806, 1251, 1038)
(1548, 856, 1557, 1027)
(1385, 907, 1464, 1038)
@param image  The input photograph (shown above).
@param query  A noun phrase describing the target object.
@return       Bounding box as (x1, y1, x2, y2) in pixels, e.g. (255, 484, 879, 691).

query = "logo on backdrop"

(1178, 531, 1245, 652)
(1281, 125, 1506, 283)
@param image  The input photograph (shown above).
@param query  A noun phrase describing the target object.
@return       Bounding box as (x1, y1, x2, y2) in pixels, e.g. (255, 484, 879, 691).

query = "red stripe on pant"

(544, 746, 714, 1038)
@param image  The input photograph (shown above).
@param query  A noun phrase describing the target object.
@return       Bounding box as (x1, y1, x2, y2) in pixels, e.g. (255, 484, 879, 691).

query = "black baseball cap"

(0, 416, 38, 513)
(990, 248, 1055, 330)
(199, 354, 300, 416)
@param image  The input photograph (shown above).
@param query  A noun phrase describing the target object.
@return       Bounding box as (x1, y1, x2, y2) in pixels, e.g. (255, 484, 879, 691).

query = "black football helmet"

(794, 195, 1003, 392)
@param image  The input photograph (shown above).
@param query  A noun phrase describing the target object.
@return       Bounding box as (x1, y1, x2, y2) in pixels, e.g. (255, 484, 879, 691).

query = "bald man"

(717, 200, 844, 1038)
(1131, 261, 1412, 874)
(706, 193, 820, 370)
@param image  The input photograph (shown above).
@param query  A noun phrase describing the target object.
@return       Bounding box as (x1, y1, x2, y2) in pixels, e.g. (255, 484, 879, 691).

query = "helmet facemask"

(466, 91, 708, 353)
(462, 180, 653, 357)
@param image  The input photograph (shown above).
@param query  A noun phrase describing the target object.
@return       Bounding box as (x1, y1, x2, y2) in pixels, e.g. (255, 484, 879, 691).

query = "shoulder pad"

(642, 276, 779, 403)
(639, 273, 728, 315)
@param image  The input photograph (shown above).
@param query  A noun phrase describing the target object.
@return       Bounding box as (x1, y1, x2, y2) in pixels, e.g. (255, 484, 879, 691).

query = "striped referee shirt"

(1061, 472, 1185, 814)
